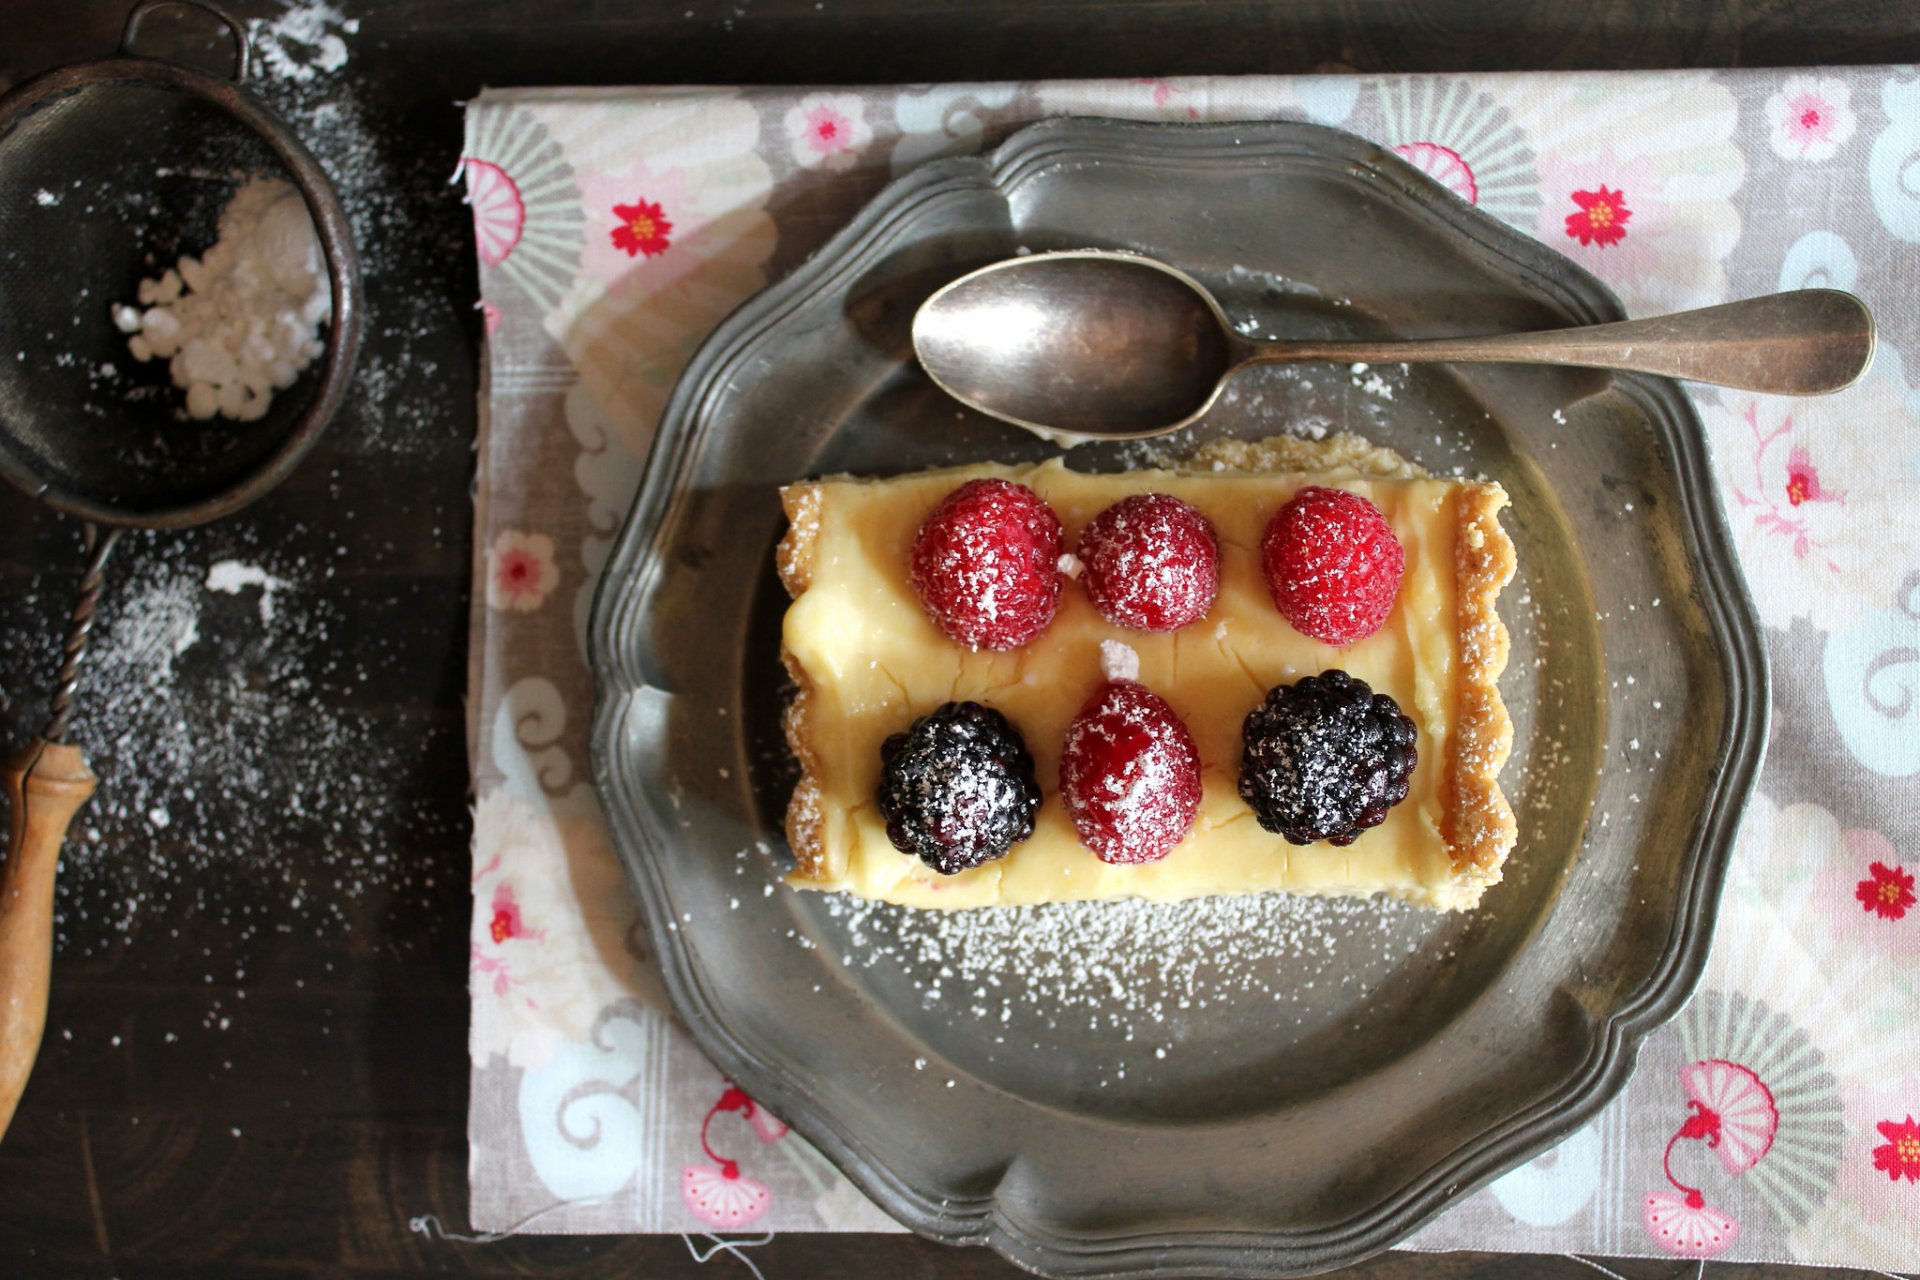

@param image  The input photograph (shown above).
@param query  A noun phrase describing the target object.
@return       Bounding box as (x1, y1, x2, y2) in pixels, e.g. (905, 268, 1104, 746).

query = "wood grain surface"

(0, 2, 1915, 1276)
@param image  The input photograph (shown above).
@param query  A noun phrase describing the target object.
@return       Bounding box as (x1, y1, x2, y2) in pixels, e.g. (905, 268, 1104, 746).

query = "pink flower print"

(1766, 75, 1856, 162)
(1642, 1189, 1739, 1258)
(1857, 861, 1917, 921)
(1393, 142, 1479, 204)
(1131, 78, 1199, 120)
(681, 1084, 781, 1228)
(1781, 445, 1834, 508)
(485, 530, 558, 613)
(461, 158, 524, 266)
(478, 300, 502, 336)
(681, 1163, 771, 1228)
(488, 882, 530, 944)
(466, 792, 645, 1069)
(784, 93, 873, 171)
(1734, 403, 1845, 567)
(709, 1085, 786, 1146)
(1641, 1058, 1773, 1258)
(474, 882, 544, 997)
(804, 106, 848, 151)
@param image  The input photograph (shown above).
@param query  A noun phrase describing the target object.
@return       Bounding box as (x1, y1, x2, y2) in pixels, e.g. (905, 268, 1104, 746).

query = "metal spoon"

(912, 249, 1877, 444)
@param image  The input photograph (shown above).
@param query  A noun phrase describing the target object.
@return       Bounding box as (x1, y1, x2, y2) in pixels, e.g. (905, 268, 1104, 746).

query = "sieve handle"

(0, 739, 97, 1141)
(120, 0, 251, 83)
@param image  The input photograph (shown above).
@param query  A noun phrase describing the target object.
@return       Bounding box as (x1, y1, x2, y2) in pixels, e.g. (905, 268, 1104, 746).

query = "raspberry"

(1261, 486, 1404, 645)
(1238, 670, 1417, 846)
(877, 702, 1042, 875)
(1077, 493, 1220, 632)
(910, 479, 1064, 650)
(1059, 680, 1203, 864)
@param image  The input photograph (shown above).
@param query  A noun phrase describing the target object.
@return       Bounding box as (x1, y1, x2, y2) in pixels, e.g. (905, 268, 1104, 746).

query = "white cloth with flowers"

(462, 69, 1920, 1263)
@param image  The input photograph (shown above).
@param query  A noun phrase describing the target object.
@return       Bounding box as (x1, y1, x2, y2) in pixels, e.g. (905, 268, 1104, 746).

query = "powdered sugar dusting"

(1059, 680, 1201, 863)
(249, 1, 359, 83)
(814, 888, 1452, 1080)
(910, 478, 1063, 650)
(206, 559, 290, 624)
(13, 535, 455, 960)
(1076, 492, 1219, 631)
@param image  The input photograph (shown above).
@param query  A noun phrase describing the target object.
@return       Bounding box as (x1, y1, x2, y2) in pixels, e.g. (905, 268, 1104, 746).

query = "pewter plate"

(589, 117, 1766, 1277)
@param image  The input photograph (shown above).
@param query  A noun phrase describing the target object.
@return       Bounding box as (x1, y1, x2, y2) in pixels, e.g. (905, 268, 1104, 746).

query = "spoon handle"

(1245, 290, 1875, 395)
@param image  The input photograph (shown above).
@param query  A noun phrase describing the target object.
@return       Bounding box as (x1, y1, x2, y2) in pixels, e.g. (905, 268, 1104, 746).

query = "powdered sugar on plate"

(810, 887, 1457, 1088)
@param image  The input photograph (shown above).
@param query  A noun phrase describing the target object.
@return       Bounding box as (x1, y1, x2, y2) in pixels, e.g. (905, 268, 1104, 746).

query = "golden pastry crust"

(1444, 484, 1518, 888)
(776, 484, 827, 882)
(775, 438, 1517, 908)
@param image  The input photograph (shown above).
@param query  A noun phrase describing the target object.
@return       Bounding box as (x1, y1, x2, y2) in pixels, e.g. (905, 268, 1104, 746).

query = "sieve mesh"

(0, 76, 325, 515)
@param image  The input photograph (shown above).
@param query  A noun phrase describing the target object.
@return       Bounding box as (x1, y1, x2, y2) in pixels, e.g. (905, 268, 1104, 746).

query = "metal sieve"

(0, 0, 363, 1138)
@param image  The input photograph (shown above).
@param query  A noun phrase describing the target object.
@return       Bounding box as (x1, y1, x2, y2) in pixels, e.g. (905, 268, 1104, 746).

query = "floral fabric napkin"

(463, 68, 1920, 1265)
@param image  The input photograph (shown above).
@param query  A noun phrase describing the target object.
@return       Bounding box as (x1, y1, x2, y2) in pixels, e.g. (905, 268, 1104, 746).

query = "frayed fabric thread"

(408, 1209, 775, 1276)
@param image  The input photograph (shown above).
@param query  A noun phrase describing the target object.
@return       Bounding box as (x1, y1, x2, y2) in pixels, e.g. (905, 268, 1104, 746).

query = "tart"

(776, 435, 1516, 911)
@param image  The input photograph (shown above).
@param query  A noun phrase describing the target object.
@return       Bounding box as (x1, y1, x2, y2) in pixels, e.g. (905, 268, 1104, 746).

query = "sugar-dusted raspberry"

(877, 702, 1042, 875)
(1059, 679, 1203, 864)
(1261, 486, 1405, 646)
(1238, 669, 1417, 846)
(910, 478, 1064, 650)
(1076, 493, 1220, 632)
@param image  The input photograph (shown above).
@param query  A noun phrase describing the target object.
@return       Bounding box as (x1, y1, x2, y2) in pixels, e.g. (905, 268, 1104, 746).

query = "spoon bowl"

(912, 249, 1876, 444)
(913, 252, 1236, 442)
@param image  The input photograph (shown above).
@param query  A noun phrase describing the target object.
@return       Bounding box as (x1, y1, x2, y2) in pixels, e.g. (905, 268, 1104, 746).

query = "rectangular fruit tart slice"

(775, 434, 1517, 911)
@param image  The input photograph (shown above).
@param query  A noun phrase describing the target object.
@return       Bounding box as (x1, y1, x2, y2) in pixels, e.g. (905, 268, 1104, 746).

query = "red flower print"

(1857, 862, 1916, 920)
(1873, 1116, 1920, 1182)
(611, 198, 673, 259)
(1780, 445, 1838, 508)
(500, 551, 534, 587)
(489, 884, 524, 944)
(1564, 185, 1632, 247)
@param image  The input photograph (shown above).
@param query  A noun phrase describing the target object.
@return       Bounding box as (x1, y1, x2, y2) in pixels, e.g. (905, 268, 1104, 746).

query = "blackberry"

(877, 701, 1042, 875)
(1238, 670, 1417, 846)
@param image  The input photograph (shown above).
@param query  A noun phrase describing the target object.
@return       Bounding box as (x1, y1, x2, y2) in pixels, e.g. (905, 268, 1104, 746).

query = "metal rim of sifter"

(0, 0, 364, 531)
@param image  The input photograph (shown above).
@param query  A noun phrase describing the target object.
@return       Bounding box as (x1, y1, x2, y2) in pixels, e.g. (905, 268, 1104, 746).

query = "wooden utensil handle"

(0, 738, 95, 1139)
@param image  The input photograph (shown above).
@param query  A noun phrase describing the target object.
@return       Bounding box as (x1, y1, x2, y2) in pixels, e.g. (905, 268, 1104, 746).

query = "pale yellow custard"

(777, 439, 1516, 911)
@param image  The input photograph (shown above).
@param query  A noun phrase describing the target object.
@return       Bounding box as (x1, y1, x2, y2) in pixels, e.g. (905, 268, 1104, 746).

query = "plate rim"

(588, 115, 1770, 1277)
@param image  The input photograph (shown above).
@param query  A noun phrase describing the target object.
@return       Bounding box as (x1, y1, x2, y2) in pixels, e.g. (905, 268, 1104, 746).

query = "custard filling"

(777, 446, 1515, 911)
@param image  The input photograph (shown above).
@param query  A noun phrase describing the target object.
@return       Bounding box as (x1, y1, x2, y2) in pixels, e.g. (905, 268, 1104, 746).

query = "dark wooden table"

(1, 3, 1914, 1277)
